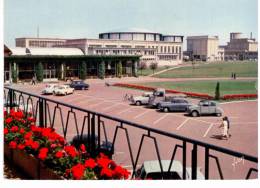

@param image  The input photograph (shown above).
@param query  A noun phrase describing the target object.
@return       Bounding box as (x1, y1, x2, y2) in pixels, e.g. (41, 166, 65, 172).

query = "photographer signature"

(232, 156, 244, 171)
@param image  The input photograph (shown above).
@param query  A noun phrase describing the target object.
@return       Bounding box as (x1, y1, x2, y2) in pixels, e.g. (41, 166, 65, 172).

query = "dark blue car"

(69, 80, 89, 90)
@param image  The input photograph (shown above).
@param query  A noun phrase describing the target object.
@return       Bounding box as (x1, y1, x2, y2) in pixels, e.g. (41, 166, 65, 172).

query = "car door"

(208, 101, 217, 114)
(180, 99, 188, 111)
(171, 99, 179, 111)
(200, 101, 210, 114)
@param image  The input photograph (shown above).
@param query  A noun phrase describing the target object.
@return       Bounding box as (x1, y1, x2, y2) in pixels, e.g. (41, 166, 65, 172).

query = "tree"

(117, 62, 122, 78)
(138, 61, 147, 76)
(215, 82, 220, 100)
(79, 61, 87, 80)
(149, 62, 158, 74)
(11, 64, 18, 83)
(98, 61, 105, 79)
(35, 62, 44, 82)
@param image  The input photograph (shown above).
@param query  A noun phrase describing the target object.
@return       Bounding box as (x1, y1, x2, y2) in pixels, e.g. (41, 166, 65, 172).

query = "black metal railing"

(4, 86, 258, 180)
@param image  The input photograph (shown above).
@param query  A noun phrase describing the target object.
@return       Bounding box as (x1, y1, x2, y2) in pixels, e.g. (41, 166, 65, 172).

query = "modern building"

(15, 28, 184, 66)
(186, 35, 221, 61)
(4, 45, 140, 83)
(222, 32, 258, 60)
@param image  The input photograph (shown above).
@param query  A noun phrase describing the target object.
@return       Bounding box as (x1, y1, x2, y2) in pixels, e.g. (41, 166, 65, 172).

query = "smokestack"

(37, 26, 39, 38)
(250, 32, 252, 39)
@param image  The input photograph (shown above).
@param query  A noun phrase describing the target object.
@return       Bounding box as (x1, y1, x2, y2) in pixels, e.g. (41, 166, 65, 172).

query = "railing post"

(191, 144, 198, 179)
(182, 141, 186, 179)
(91, 113, 96, 156)
(39, 98, 44, 128)
(205, 147, 209, 179)
(9, 89, 14, 110)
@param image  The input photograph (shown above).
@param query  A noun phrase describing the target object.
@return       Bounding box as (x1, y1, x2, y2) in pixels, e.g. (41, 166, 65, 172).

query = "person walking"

(32, 75, 36, 85)
(219, 116, 229, 139)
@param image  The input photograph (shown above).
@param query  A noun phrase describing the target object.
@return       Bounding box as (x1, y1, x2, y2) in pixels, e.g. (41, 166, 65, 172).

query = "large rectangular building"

(186, 35, 221, 61)
(15, 28, 184, 66)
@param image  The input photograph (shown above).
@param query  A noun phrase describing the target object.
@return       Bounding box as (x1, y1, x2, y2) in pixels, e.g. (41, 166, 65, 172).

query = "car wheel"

(82, 87, 85, 90)
(163, 107, 169, 112)
(136, 101, 141, 106)
(216, 113, 222, 117)
(191, 111, 199, 117)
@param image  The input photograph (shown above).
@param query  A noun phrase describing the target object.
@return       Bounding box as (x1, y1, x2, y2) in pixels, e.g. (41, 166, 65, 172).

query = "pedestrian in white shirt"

(219, 116, 229, 139)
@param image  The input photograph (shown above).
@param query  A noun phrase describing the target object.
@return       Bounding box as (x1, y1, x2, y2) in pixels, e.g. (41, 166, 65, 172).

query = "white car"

(53, 85, 74, 96)
(42, 84, 58, 95)
(131, 92, 154, 105)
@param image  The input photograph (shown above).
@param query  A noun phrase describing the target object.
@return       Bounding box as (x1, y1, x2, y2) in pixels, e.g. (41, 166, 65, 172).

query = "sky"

(4, 0, 258, 48)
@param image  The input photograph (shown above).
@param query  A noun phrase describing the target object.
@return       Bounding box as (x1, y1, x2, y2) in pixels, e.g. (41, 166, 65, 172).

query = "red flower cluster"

(114, 83, 214, 99)
(222, 94, 258, 100)
(4, 108, 130, 180)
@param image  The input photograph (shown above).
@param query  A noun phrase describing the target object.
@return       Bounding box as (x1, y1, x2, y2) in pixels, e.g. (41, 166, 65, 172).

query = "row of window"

(28, 40, 65, 47)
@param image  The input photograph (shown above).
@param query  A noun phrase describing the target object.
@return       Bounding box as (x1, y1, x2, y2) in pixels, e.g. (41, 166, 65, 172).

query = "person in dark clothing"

(32, 75, 36, 85)
(234, 73, 236, 79)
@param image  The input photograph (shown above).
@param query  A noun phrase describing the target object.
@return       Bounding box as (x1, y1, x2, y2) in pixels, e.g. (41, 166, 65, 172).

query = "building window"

(176, 46, 178, 53)
(168, 46, 170, 53)
(164, 46, 167, 53)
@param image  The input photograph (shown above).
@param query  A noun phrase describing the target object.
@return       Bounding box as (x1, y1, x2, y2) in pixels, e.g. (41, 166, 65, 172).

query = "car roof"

(143, 160, 183, 173)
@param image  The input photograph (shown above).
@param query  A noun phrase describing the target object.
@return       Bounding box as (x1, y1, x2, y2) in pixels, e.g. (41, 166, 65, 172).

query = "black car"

(69, 80, 89, 90)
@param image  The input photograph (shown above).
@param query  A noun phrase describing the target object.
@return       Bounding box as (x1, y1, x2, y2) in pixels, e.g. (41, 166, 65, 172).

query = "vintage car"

(131, 88, 166, 106)
(53, 85, 74, 96)
(131, 92, 154, 105)
(158, 98, 191, 112)
(136, 160, 205, 180)
(148, 93, 187, 108)
(42, 84, 58, 95)
(187, 100, 223, 117)
(69, 80, 89, 90)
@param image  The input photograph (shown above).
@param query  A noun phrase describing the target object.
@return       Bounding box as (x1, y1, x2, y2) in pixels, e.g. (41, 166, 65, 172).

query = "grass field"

(137, 66, 168, 76)
(137, 80, 257, 95)
(154, 61, 257, 78)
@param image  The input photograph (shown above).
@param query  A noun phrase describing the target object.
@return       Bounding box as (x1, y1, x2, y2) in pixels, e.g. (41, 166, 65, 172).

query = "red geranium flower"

(84, 158, 96, 169)
(64, 145, 78, 158)
(100, 167, 113, 178)
(38, 148, 49, 160)
(113, 165, 130, 179)
(15, 111, 24, 119)
(27, 117, 36, 122)
(80, 144, 86, 153)
(17, 144, 25, 150)
(9, 141, 17, 149)
(71, 163, 85, 180)
(19, 128, 25, 134)
(10, 126, 19, 133)
(4, 128, 8, 135)
(55, 151, 64, 158)
(5, 117, 13, 124)
(97, 157, 111, 168)
(31, 141, 40, 150)
(24, 132, 33, 140)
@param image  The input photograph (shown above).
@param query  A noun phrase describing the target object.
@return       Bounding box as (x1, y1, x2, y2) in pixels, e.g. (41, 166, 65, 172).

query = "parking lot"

(7, 80, 258, 179)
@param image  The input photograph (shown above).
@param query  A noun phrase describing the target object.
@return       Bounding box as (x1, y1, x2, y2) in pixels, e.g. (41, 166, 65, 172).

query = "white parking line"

(203, 123, 214, 137)
(133, 110, 150, 119)
(153, 114, 168, 125)
(176, 118, 190, 130)
(87, 101, 107, 108)
(117, 107, 132, 115)
(102, 103, 121, 111)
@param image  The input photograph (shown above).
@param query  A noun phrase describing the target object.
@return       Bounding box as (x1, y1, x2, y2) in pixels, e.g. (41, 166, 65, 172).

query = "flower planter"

(39, 163, 63, 180)
(4, 142, 13, 161)
(12, 149, 40, 179)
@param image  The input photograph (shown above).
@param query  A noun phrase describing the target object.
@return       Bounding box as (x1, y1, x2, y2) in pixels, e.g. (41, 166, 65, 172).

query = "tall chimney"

(250, 32, 252, 39)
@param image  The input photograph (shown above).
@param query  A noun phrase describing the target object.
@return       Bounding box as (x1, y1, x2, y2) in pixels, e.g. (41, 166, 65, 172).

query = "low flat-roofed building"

(223, 32, 258, 60)
(186, 35, 221, 61)
(4, 45, 140, 82)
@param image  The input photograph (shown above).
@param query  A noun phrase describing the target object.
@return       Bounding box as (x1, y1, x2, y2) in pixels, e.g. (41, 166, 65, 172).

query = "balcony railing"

(4, 86, 258, 180)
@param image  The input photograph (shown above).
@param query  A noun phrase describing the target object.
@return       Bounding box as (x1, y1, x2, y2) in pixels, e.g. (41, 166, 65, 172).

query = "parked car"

(53, 85, 74, 96)
(42, 84, 58, 95)
(158, 98, 191, 112)
(131, 92, 154, 105)
(187, 100, 223, 117)
(70, 80, 89, 90)
(131, 88, 166, 106)
(148, 94, 187, 108)
(136, 160, 205, 180)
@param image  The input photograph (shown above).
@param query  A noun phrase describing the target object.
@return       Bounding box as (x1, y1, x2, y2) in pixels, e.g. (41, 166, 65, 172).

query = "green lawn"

(137, 66, 170, 76)
(137, 80, 257, 95)
(154, 61, 258, 78)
